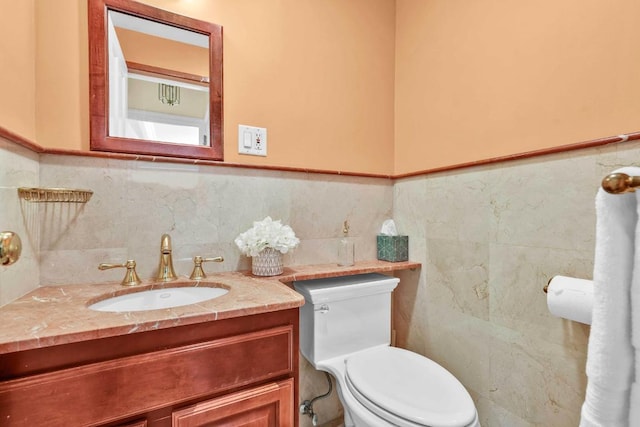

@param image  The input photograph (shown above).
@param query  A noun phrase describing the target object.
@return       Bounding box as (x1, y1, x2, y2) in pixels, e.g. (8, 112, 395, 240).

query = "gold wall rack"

(18, 187, 93, 203)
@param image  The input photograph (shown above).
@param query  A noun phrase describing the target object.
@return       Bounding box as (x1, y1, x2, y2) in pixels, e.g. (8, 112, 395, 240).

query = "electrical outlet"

(238, 125, 267, 156)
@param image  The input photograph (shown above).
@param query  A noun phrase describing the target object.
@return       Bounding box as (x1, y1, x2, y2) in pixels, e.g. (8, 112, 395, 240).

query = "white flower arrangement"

(234, 216, 300, 257)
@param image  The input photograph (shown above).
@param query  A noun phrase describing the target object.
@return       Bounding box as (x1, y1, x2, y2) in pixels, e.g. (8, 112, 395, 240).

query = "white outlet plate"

(238, 124, 267, 156)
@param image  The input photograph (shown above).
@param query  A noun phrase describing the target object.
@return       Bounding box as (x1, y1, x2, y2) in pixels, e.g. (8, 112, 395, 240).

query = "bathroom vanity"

(0, 272, 303, 427)
(0, 261, 419, 427)
(0, 309, 297, 426)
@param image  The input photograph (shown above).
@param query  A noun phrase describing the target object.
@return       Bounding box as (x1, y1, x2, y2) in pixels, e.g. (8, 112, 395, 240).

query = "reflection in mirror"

(89, 0, 223, 160)
(108, 10, 209, 146)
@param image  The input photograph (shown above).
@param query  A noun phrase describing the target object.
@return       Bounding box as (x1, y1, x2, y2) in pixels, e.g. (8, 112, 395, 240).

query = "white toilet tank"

(294, 273, 400, 366)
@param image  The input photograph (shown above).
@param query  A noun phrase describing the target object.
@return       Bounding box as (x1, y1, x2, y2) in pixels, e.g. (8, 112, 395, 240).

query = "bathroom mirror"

(89, 0, 223, 160)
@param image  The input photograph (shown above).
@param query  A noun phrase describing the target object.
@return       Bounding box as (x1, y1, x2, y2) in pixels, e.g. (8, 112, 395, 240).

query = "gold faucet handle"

(189, 255, 224, 280)
(99, 259, 142, 287)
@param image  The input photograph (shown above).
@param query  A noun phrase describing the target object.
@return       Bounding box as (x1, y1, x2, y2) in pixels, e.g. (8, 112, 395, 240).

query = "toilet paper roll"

(546, 275, 593, 325)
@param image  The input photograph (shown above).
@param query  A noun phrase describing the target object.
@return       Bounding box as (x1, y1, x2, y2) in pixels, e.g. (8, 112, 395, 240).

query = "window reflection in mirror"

(108, 10, 210, 146)
(89, 0, 223, 160)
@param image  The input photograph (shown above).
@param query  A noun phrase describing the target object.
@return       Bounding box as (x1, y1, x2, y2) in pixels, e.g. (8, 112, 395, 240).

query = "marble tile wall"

(3, 138, 639, 426)
(0, 138, 39, 306)
(0, 150, 391, 427)
(393, 140, 640, 426)
(34, 155, 393, 287)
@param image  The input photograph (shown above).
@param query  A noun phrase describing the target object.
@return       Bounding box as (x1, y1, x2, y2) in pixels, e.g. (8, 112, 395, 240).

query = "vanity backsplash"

(0, 141, 393, 305)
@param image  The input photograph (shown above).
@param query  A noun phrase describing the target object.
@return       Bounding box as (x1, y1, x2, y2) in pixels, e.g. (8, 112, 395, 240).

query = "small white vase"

(252, 247, 283, 276)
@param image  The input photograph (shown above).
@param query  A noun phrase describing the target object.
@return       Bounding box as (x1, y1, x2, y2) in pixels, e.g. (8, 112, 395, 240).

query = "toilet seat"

(345, 346, 477, 427)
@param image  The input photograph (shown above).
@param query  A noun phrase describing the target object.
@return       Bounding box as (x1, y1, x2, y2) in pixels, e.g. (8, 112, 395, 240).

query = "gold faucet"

(157, 234, 177, 282)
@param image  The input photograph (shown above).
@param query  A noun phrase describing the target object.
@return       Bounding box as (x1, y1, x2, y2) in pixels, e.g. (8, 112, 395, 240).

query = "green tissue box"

(377, 235, 409, 262)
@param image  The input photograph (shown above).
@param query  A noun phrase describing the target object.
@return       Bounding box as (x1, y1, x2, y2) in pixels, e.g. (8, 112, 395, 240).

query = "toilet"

(294, 273, 480, 427)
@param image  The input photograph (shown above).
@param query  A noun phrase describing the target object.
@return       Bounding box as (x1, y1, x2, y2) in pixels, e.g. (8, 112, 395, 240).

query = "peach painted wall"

(34, 0, 88, 152)
(22, 0, 396, 175)
(8, 1, 638, 176)
(394, 0, 640, 175)
(146, 0, 397, 174)
(1, 0, 36, 141)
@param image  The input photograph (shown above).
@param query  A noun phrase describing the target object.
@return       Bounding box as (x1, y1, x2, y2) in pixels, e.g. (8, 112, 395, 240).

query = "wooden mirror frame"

(89, 0, 223, 160)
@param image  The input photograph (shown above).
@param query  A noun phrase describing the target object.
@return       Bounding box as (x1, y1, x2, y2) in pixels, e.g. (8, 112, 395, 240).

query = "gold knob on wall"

(602, 173, 640, 194)
(0, 231, 22, 266)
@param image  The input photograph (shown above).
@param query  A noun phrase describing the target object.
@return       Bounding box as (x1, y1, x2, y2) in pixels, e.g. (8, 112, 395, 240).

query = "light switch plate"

(238, 125, 267, 156)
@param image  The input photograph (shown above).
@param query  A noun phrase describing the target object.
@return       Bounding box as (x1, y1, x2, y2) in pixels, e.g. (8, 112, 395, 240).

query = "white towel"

(630, 189, 640, 426)
(580, 167, 638, 427)
(631, 379, 640, 425)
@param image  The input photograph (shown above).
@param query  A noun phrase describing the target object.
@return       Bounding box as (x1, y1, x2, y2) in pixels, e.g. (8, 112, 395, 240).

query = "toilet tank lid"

(293, 273, 399, 304)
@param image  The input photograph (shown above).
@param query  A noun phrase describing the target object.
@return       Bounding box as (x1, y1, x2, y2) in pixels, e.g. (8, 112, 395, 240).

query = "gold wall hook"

(99, 260, 142, 286)
(189, 255, 224, 280)
(0, 231, 22, 266)
(601, 173, 640, 194)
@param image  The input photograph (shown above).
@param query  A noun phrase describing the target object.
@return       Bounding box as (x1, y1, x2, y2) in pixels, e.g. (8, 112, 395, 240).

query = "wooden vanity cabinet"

(0, 309, 299, 427)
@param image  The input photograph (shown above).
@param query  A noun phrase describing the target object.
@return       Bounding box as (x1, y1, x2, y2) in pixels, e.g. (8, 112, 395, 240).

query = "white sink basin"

(89, 286, 228, 312)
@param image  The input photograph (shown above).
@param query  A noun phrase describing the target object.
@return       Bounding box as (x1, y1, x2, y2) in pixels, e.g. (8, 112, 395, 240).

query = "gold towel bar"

(602, 173, 640, 194)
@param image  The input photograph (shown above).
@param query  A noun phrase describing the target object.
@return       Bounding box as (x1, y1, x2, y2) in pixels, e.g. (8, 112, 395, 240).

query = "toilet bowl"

(318, 346, 480, 427)
(295, 273, 480, 427)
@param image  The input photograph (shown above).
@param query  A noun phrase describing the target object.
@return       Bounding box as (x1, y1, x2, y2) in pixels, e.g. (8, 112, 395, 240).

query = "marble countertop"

(0, 260, 420, 355)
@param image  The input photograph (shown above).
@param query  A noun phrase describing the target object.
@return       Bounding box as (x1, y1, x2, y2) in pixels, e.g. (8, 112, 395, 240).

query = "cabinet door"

(172, 379, 294, 427)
